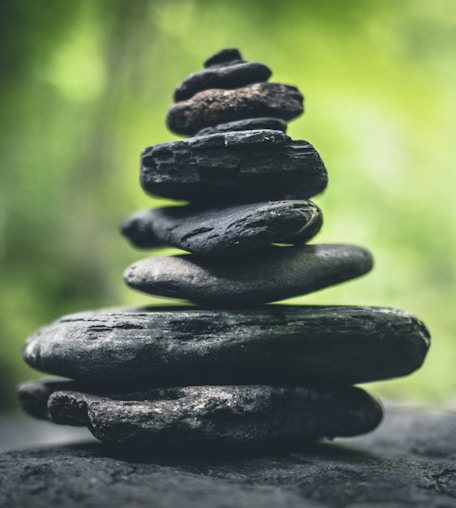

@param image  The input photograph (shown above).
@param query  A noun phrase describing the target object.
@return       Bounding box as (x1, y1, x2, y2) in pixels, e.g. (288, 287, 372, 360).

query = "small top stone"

(204, 48, 243, 67)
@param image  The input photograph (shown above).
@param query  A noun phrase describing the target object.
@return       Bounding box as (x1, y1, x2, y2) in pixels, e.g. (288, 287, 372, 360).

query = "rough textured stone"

(173, 61, 272, 101)
(141, 130, 327, 202)
(124, 244, 373, 304)
(18, 381, 383, 446)
(166, 82, 304, 135)
(1, 407, 455, 507)
(22, 306, 430, 386)
(120, 200, 322, 255)
(195, 117, 287, 136)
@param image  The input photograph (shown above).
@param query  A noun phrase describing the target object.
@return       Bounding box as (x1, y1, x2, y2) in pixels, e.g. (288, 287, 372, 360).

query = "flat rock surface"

(124, 244, 373, 304)
(121, 200, 322, 255)
(140, 129, 327, 202)
(23, 305, 430, 386)
(173, 60, 272, 101)
(18, 382, 383, 446)
(1, 406, 455, 507)
(195, 117, 287, 136)
(166, 82, 303, 135)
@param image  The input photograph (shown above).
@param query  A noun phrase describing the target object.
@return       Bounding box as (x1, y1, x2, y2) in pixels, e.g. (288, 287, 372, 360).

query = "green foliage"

(1, 0, 455, 411)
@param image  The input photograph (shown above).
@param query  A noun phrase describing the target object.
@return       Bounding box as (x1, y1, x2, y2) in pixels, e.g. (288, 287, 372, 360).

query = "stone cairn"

(18, 49, 430, 451)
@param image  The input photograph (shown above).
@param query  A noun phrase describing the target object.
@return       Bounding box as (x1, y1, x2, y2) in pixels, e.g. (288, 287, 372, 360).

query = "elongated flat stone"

(174, 61, 271, 101)
(195, 117, 287, 136)
(22, 306, 430, 386)
(167, 82, 303, 135)
(141, 130, 327, 202)
(120, 201, 322, 255)
(124, 244, 372, 304)
(18, 380, 383, 446)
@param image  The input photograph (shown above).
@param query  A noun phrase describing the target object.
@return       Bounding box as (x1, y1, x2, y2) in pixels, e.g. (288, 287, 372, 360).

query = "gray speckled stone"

(166, 82, 303, 135)
(141, 130, 327, 202)
(124, 244, 373, 304)
(120, 201, 322, 255)
(173, 60, 271, 101)
(18, 380, 383, 446)
(195, 117, 287, 136)
(22, 306, 430, 386)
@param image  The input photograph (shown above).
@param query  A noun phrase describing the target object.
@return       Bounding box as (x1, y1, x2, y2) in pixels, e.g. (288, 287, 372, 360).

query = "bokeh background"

(1, 0, 455, 412)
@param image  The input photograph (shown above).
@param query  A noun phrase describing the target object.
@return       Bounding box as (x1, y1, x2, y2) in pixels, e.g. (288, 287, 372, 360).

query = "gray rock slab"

(124, 244, 373, 304)
(195, 117, 287, 136)
(22, 305, 430, 386)
(1, 406, 455, 508)
(173, 60, 272, 101)
(18, 381, 383, 447)
(166, 82, 304, 135)
(141, 129, 327, 202)
(120, 200, 322, 255)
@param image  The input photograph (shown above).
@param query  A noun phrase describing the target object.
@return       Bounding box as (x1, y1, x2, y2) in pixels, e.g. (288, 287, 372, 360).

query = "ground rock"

(1, 407, 455, 507)
(166, 82, 303, 135)
(124, 244, 372, 304)
(195, 117, 287, 136)
(141, 130, 327, 202)
(22, 305, 430, 386)
(18, 382, 383, 446)
(121, 200, 322, 255)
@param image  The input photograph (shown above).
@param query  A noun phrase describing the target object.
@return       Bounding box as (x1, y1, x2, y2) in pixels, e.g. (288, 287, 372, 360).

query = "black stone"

(120, 201, 322, 255)
(22, 306, 429, 386)
(1, 407, 454, 507)
(204, 48, 243, 67)
(195, 117, 287, 136)
(166, 82, 304, 135)
(18, 380, 383, 446)
(124, 244, 373, 304)
(16, 378, 80, 423)
(140, 130, 327, 203)
(174, 61, 272, 101)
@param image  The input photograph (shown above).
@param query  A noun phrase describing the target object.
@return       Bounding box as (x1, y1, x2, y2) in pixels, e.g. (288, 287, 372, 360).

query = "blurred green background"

(1, 0, 455, 412)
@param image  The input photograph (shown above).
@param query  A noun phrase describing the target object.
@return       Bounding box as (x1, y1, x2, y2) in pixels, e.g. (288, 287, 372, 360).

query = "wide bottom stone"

(18, 380, 383, 447)
(22, 306, 430, 387)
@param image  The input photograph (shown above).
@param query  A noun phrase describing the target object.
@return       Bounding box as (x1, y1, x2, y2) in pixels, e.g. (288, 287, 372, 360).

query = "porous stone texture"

(140, 130, 327, 202)
(18, 381, 383, 447)
(1, 407, 455, 507)
(173, 61, 272, 101)
(124, 244, 373, 304)
(121, 201, 322, 255)
(195, 117, 287, 136)
(166, 82, 304, 135)
(22, 306, 430, 386)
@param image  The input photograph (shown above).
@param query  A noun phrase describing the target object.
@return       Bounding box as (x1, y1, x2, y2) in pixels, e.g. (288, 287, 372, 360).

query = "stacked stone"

(18, 49, 430, 451)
